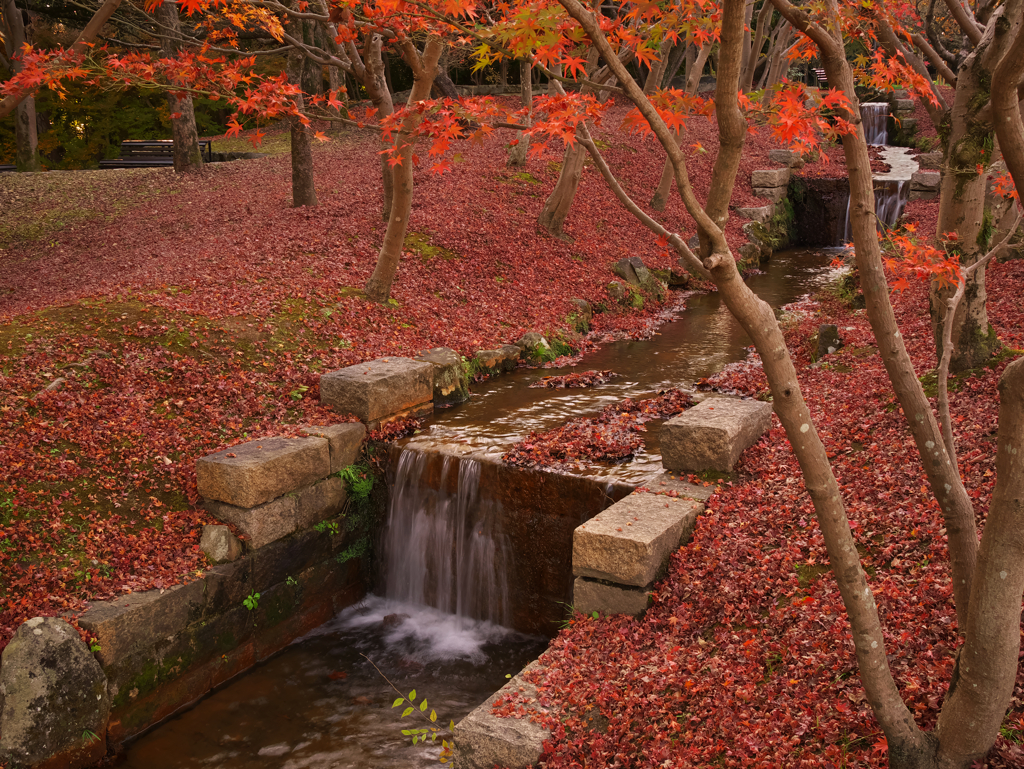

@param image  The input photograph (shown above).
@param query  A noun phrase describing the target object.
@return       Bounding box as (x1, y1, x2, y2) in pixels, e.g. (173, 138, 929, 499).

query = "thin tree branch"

(937, 211, 1023, 464)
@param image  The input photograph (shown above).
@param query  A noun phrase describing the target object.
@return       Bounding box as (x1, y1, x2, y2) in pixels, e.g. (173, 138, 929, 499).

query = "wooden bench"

(99, 139, 213, 169)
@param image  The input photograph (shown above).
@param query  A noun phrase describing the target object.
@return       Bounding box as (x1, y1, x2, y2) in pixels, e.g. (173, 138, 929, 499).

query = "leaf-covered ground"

(507, 242, 1024, 766)
(5, 98, 1022, 766)
(0, 104, 792, 649)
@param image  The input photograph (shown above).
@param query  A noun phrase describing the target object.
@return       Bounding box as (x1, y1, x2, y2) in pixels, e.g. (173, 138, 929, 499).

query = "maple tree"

(446, 0, 1023, 764)
(2, 0, 1024, 763)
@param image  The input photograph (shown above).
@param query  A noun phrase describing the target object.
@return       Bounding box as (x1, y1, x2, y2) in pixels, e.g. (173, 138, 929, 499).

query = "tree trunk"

(288, 47, 318, 207)
(364, 38, 443, 303)
(537, 140, 586, 238)
(934, 357, 1024, 768)
(741, 0, 773, 91)
(507, 59, 532, 167)
(929, 15, 1017, 372)
(157, 0, 203, 174)
(431, 54, 460, 100)
(643, 38, 673, 95)
(3, 0, 40, 171)
(650, 41, 712, 211)
(537, 52, 629, 236)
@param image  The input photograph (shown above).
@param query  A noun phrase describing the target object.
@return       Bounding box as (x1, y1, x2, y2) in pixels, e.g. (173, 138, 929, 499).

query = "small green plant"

(243, 592, 260, 611)
(89, 639, 102, 653)
(289, 384, 309, 401)
(337, 463, 373, 500)
(363, 654, 455, 763)
(82, 729, 100, 745)
(286, 576, 297, 587)
(315, 520, 340, 536)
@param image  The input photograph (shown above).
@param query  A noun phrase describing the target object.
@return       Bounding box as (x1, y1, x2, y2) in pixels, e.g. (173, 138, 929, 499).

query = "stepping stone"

(573, 492, 703, 588)
(320, 357, 433, 428)
(197, 436, 330, 509)
(661, 397, 772, 473)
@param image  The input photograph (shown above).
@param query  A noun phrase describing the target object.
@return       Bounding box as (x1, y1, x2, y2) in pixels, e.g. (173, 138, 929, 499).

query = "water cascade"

(838, 102, 915, 245)
(381, 447, 511, 626)
(861, 102, 889, 145)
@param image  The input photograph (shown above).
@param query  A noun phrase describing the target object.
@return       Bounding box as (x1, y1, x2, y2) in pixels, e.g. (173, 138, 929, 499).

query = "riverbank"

(512, 236, 1024, 766)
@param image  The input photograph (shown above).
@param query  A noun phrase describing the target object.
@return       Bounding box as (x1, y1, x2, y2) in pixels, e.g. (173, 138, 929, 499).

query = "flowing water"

(115, 246, 848, 767)
(401, 247, 847, 485)
(115, 597, 546, 768)
(861, 102, 889, 145)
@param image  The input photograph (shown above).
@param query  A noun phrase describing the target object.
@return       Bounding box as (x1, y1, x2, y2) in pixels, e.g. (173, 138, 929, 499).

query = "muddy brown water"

(403, 246, 846, 485)
(116, 247, 844, 768)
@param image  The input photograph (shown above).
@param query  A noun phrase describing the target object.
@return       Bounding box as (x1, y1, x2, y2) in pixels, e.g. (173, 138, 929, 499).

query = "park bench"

(99, 139, 213, 169)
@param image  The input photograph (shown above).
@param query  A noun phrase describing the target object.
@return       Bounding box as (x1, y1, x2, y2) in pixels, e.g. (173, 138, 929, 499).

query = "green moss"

(403, 231, 459, 262)
(511, 171, 541, 184)
(795, 563, 830, 587)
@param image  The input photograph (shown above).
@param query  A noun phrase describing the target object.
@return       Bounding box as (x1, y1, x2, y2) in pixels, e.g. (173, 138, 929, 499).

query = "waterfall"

(838, 179, 909, 246)
(861, 102, 889, 146)
(382, 447, 511, 626)
(874, 179, 909, 230)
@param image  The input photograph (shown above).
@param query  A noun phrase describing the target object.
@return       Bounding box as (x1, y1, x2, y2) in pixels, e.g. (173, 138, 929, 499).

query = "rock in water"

(0, 617, 110, 768)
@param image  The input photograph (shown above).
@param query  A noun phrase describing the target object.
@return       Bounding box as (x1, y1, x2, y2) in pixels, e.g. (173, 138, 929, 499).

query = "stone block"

(899, 117, 918, 132)
(753, 186, 789, 202)
(751, 168, 791, 188)
(893, 98, 915, 112)
(573, 577, 649, 616)
(661, 397, 772, 473)
(453, 661, 550, 769)
(573, 492, 703, 587)
(735, 204, 774, 222)
(300, 422, 365, 473)
(203, 559, 254, 617)
(252, 529, 332, 593)
(642, 472, 715, 502)
(416, 347, 470, 407)
(768, 149, 797, 166)
(205, 495, 295, 549)
(911, 171, 941, 190)
(196, 435, 330, 509)
(918, 152, 943, 170)
(77, 581, 206, 668)
(205, 477, 345, 549)
(0, 618, 110, 769)
(320, 357, 433, 424)
(292, 476, 347, 531)
(200, 524, 243, 563)
(475, 346, 521, 376)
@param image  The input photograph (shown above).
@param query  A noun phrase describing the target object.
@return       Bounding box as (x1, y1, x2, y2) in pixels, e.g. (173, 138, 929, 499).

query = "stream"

(115, 245, 846, 768)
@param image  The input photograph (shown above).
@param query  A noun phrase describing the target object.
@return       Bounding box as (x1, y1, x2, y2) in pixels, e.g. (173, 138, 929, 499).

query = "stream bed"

(114, 246, 845, 767)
